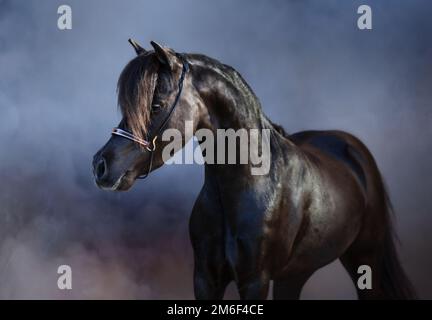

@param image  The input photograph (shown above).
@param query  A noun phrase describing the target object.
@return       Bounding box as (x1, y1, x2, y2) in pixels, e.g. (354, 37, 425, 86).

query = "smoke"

(0, 0, 431, 298)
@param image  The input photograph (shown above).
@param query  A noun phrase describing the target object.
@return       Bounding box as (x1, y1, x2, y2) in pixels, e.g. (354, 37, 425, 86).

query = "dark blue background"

(0, 0, 430, 298)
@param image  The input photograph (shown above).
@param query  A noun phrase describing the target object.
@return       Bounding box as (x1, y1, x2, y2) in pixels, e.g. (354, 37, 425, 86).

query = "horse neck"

(188, 55, 294, 178)
(189, 55, 267, 133)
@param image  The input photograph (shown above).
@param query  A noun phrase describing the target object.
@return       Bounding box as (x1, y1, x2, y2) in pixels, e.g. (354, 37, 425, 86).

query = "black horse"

(92, 40, 415, 299)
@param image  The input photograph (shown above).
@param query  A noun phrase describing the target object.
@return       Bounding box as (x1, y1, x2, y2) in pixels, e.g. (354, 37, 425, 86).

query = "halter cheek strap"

(111, 53, 189, 179)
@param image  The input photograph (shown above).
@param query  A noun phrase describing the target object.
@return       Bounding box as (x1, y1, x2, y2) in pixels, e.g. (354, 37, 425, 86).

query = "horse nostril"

(95, 158, 107, 180)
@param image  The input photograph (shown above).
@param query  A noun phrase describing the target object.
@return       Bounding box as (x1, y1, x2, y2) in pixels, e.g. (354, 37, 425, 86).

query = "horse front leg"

(237, 273, 270, 300)
(234, 238, 270, 300)
(193, 252, 231, 300)
(190, 191, 231, 300)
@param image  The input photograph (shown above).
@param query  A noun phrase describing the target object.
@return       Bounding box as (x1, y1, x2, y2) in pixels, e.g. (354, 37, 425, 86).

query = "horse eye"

(151, 104, 162, 112)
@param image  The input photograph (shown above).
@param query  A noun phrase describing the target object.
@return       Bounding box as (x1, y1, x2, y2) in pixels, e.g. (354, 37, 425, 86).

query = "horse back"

(289, 130, 368, 190)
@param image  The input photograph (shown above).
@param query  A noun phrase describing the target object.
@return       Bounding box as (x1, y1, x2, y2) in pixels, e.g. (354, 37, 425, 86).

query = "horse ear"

(150, 41, 175, 68)
(128, 38, 147, 55)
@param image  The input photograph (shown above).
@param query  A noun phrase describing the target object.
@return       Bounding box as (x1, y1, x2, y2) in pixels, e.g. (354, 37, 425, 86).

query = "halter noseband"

(111, 128, 157, 152)
(111, 53, 189, 179)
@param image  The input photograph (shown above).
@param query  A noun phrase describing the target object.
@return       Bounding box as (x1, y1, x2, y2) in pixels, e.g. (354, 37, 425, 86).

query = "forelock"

(117, 53, 159, 141)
